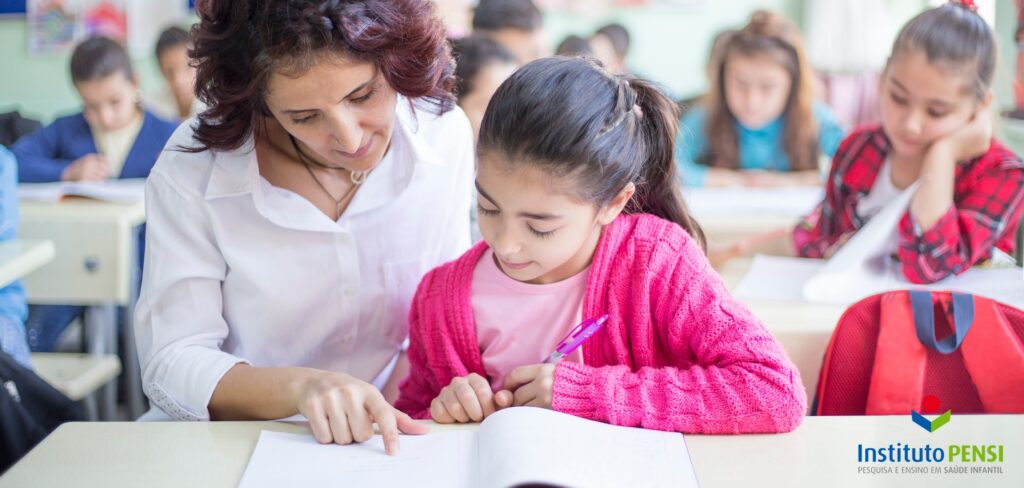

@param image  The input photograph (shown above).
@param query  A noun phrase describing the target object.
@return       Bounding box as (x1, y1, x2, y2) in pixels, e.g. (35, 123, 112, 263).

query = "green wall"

(542, 0, 803, 99)
(0, 0, 1012, 124)
(0, 19, 165, 123)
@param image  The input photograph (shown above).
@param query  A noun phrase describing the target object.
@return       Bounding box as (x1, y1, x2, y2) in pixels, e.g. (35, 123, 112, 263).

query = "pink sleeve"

(394, 272, 442, 420)
(551, 246, 807, 434)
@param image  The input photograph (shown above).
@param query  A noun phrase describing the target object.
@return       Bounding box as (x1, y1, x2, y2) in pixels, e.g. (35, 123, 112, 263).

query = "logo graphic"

(911, 395, 951, 433)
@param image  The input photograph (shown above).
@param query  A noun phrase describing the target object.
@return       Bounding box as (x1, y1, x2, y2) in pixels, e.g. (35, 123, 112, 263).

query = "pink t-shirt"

(471, 249, 589, 389)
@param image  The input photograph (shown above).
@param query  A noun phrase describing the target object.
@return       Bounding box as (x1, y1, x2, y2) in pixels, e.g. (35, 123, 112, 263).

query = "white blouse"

(135, 99, 474, 420)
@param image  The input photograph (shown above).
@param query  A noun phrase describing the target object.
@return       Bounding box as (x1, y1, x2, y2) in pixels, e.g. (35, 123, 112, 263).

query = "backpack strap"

(910, 290, 974, 354)
(957, 296, 1024, 412)
(866, 291, 927, 414)
(869, 291, 1024, 414)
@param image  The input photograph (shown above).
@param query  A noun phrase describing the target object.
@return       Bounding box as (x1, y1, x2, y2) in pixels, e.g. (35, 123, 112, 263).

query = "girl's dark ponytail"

(626, 78, 706, 251)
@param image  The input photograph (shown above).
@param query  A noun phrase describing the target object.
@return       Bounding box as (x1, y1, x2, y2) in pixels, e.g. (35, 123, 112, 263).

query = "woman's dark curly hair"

(187, 0, 457, 152)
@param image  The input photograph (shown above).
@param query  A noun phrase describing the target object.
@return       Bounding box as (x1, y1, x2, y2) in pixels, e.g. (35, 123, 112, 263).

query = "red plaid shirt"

(794, 125, 1024, 284)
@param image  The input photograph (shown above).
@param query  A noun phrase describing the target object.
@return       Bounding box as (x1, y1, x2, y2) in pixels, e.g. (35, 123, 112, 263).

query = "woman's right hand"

(294, 370, 428, 455)
(429, 373, 513, 423)
(62, 153, 110, 181)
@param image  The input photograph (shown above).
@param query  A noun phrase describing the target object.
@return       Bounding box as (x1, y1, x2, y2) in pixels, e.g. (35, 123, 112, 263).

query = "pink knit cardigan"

(395, 213, 806, 433)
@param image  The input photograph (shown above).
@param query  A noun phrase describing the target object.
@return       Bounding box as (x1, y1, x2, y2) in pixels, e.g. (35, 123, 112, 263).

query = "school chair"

(30, 352, 121, 420)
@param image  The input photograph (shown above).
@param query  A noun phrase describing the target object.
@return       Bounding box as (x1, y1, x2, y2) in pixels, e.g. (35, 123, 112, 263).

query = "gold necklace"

(289, 135, 367, 220)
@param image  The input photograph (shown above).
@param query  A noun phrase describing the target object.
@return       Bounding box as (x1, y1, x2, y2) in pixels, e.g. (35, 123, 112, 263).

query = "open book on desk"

(18, 178, 146, 204)
(238, 407, 698, 488)
(735, 182, 1024, 309)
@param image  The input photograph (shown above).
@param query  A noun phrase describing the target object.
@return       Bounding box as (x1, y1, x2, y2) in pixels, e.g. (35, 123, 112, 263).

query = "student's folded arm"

(10, 123, 74, 182)
(897, 161, 1024, 284)
(551, 245, 806, 434)
(134, 169, 246, 421)
(394, 272, 445, 420)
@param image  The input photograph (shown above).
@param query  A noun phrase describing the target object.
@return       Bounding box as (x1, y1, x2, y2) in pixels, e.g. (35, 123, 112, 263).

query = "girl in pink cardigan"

(395, 57, 806, 434)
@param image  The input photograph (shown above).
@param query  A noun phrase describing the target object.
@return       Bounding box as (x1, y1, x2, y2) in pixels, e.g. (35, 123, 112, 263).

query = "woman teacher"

(135, 0, 473, 455)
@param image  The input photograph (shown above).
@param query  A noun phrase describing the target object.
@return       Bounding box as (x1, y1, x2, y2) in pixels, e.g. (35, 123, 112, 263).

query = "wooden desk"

(718, 257, 846, 403)
(0, 239, 55, 287)
(2, 415, 1020, 487)
(17, 199, 146, 419)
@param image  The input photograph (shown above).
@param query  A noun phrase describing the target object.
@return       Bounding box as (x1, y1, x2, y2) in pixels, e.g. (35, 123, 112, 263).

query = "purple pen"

(543, 314, 609, 364)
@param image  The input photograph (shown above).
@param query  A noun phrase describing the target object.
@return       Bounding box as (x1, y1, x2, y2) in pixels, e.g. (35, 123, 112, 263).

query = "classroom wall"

(0, 19, 167, 123)
(0, 0, 1011, 124)
(542, 0, 803, 100)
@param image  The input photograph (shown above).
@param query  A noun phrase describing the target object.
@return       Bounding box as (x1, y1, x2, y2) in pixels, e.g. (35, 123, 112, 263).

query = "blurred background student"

(150, 26, 203, 122)
(555, 34, 593, 57)
(453, 35, 519, 142)
(472, 0, 547, 64)
(11, 36, 175, 354)
(0, 147, 30, 369)
(11, 36, 176, 184)
(590, 23, 630, 75)
(675, 11, 844, 188)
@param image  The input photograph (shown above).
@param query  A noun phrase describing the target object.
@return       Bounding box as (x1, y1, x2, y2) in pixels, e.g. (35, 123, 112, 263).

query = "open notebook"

(238, 407, 698, 488)
(18, 178, 146, 203)
(735, 182, 1024, 309)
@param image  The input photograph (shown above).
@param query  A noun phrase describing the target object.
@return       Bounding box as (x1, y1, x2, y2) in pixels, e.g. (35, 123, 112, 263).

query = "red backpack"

(814, 290, 1024, 415)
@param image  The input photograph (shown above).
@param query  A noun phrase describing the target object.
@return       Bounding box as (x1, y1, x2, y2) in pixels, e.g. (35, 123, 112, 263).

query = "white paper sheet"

(735, 179, 1024, 309)
(802, 182, 919, 303)
(237, 430, 477, 488)
(477, 407, 698, 488)
(237, 408, 699, 488)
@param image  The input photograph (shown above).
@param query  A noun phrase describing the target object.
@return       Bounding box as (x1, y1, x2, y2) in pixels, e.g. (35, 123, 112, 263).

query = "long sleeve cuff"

(144, 349, 249, 421)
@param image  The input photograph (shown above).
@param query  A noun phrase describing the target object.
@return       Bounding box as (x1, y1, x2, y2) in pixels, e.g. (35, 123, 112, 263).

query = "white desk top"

(0, 239, 55, 287)
(19, 200, 145, 226)
(1, 415, 1019, 487)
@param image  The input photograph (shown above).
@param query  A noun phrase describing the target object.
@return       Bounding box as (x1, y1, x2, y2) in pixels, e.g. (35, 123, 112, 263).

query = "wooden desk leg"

(85, 304, 118, 420)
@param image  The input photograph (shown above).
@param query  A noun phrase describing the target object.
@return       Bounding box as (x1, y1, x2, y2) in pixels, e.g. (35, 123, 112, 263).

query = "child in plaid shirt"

(794, 1, 1024, 284)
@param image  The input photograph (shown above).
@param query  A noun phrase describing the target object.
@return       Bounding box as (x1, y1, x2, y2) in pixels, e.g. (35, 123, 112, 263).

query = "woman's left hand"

(500, 363, 557, 409)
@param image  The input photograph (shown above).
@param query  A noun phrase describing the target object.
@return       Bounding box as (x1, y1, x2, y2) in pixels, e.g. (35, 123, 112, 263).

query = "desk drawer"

(18, 219, 136, 305)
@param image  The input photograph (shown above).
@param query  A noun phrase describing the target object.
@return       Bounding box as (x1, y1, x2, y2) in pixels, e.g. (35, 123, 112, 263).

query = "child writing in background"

(794, 1, 1024, 284)
(396, 57, 806, 434)
(12, 36, 177, 183)
(12, 36, 175, 353)
(677, 10, 844, 188)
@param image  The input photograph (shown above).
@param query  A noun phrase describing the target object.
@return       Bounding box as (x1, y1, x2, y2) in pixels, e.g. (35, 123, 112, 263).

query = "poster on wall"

(0, 0, 27, 15)
(27, 0, 126, 55)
